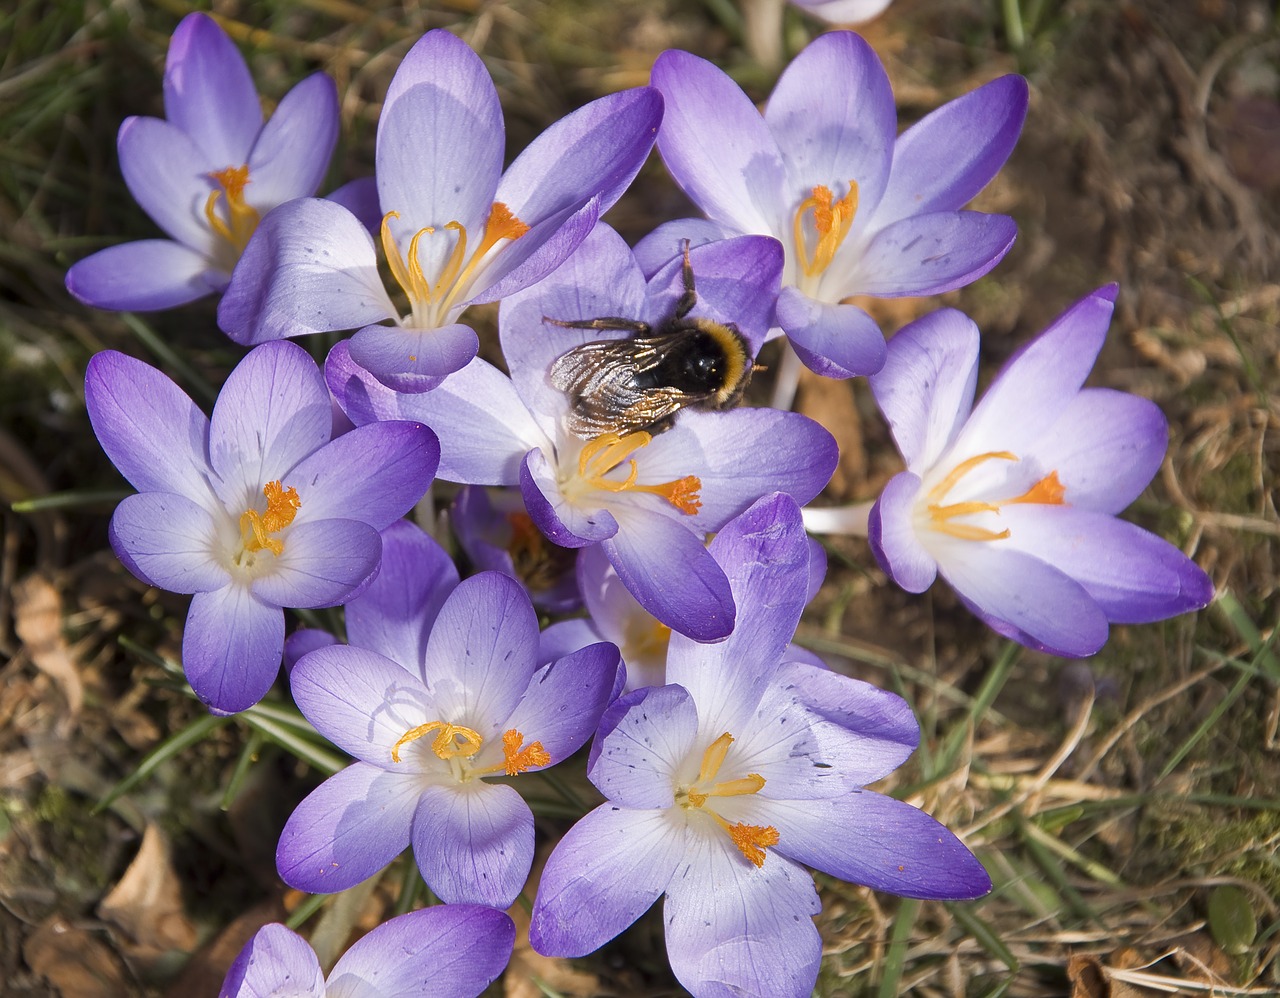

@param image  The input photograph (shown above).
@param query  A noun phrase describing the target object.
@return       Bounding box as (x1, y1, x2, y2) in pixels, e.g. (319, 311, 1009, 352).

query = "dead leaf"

(12, 574, 82, 718)
(23, 915, 131, 997)
(98, 824, 198, 961)
(1067, 953, 1108, 998)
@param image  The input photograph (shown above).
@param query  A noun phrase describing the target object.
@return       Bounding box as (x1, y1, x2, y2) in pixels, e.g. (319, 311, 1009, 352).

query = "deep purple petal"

(84, 350, 213, 499)
(163, 13, 261, 166)
(530, 804, 683, 957)
(500, 643, 621, 764)
(276, 762, 420, 893)
(325, 176, 381, 233)
(66, 241, 215, 311)
(183, 585, 284, 713)
(651, 49, 787, 233)
(775, 287, 887, 378)
(632, 218, 736, 278)
(876, 75, 1028, 220)
(348, 321, 479, 382)
(519, 450, 618, 547)
(108, 492, 227, 593)
(867, 471, 937, 593)
(282, 627, 336, 675)
(870, 307, 980, 469)
(764, 31, 896, 215)
(220, 923, 325, 998)
(854, 211, 1017, 296)
(247, 73, 339, 205)
(588, 684, 699, 808)
(117, 116, 218, 251)
(327, 905, 515, 998)
(252, 519, 381, 609)
(410, 782, 533, 908)
(421, 572, 539, 731)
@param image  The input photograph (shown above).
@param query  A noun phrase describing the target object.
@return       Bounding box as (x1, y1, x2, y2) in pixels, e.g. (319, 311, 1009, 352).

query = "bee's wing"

(549, 339, 691, 438)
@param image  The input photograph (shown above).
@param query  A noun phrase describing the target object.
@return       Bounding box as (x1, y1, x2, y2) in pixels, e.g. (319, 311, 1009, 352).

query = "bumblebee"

(545, 241, 755, 440)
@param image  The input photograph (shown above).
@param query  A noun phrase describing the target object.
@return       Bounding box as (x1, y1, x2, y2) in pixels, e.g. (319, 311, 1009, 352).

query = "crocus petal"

(345, 519, 459, 668)
(997, 506, 1214, 623)
(530, 804, 683, 957)
(411, 782, 533, 908)
(870, 308, 980, 470)
(651, 49, 788, 234)
(768, 790, 993, 899)
(348, 321, 479, 383)
(218, 198, 396, 345)
(663, 842, 822, 998)
(875, 75, 1028, 220)
(66, 240, 215, 311)
(473, 195, 603, 307)
(764, 30, 896, 214)
(251, 518, 381, 609)
(775, 287, 887, 378)
(282, 628, 336, 675)
(377, 31, 503, 233)
(288, 644, 433, 764)
(117, 116, 218, 251)
(163, 13, 261, 166)
(247, 72, 339, 205)
(276, 762, 421, 893)
(853, 210, 1017, 296)
(603, 504, 734, 641)
(790, 0, 892, 22)
(867, 471, 938, 593)
(499, 643, 621, 764)
(220, 923, 325, 998)
(955, 286, 1118, 458)
(589, 684, 699, 809)
(84, 351, 213, 500)
(632, 218, 736, 277)
(183, 585, 284, 713)
(286, 420, 438, 528)
(520, 449, 619, 547)
(108, 492, 228, 593)
(326, 906, 515, 998)
(420, 572, 539, 730)
(325, 176, 381, 233)
(936, 539, 1110, 657)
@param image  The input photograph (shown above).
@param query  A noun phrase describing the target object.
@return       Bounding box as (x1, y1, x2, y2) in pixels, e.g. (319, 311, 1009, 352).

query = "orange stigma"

(205, 165, 260, 254)
(569, 432, 702, 515)
(794, 182, 858, 279)
(238, 481, 300, 557)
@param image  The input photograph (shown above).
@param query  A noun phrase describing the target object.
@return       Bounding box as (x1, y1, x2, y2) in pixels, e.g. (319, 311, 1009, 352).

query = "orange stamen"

(391, 720, 483, 763)
(793, 182, 859, 278)
(677, 733, 777, 866)
(205, 165, 260, 253)
(573, 432, 702, 515)
(239, 481, 300, 556)
(925, 453, 1069, 542)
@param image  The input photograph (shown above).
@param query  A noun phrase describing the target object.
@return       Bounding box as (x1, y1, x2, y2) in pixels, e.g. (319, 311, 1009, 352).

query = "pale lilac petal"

(804, 535, 827, 602)
(537, 618, 603, 665)
(1039, 389, 1167, 513)
(854, 211, 1017, 296)
(632, 218, 736, 277)
(775, 287, 887, 378)
(499, 643, 621, 764)
(327, 906, 514, 998)
(764, 30, 895, 214)
(163, 13, 261, 166)
(247, 72, 339, 204)
(520, 450, 619, 547)
(276, 762, 420, 893)
(652, 50, 788, 233)
(530, 804, 683, 957)
(220, 923, 325, 998)
(183, 585, 284, 713)
(664, 842, 821, 998)
(791, 0, 892, 22)
(936, 539, 1110, 656)
(867, 471, 937, 593)
(289, 644, 434, 764)
(218, 198, 395, 345)
(421, 573, 539, 730)
(604, 504, 734, 641)
(876, 75, 1028, 220)
(287, 420, 438, 527)
(108, 492, 228, 593)
(208, 341, 331, 501)
(956, 286, 1118, 457)
(870, 308, 979, 469)
(252, 519, 381, 609)
(473, 195, 603, 306)
(117, 116, 217, 250)
(348, 321, 479, 382)
(345, 520, 459, 668)
(325, 176, 381, 233)
(998, 506, 1214, 623)
(769, 790, 992, 898)
(66, 241, 215, 311)
(410, 782, 533, 908)
(377, 34, 502, 233)
(588, 685, 699, 809)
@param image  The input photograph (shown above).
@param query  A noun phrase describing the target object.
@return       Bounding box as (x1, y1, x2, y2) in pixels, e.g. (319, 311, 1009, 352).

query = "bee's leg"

(673, 238, 699, 319)
(647, 412, 678, 435)
(543, 315, 650, 334)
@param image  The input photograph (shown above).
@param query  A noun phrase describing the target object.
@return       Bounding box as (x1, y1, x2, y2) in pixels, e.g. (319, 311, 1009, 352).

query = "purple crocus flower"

(644, 31, 1027, 379)
(66, 12, 339, 312)
(219, 905, 514, 998)
(218, 29, 664, 390)
(530, 494, 990, 998)
(276, 560, 621, 908)
(324, 223, 838, 641)
(805, 287, 1215, 656)
(84, 341, 438, 713)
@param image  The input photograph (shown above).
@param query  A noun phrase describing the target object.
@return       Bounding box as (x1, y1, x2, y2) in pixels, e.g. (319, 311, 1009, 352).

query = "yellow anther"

(573, 432, 702, 515)
(697, 731, 735, 784)
(925, 453, 1068, 542)
(391, 720, 483, 763)
(239, 480, 300, 556)
(205, 164, 261, 253)
(794, 182, 859, 278)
